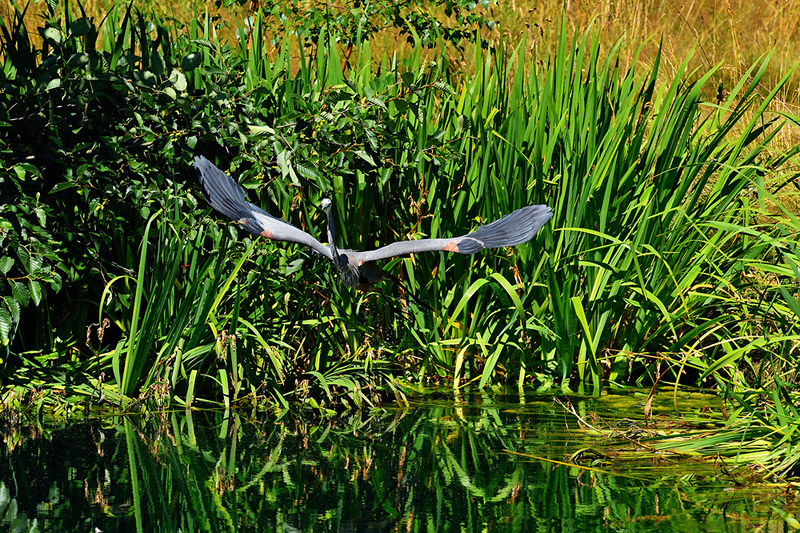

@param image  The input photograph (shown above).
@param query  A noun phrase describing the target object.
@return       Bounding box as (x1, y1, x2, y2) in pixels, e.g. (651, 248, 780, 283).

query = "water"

(0, 390, 795, 531)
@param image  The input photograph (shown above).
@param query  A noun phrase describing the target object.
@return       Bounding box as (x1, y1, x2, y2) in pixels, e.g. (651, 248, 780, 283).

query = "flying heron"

(194, 155, 552, 290)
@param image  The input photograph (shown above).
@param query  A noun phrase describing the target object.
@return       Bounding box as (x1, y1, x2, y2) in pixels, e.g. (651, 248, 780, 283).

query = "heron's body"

(194, 156, 553, 291)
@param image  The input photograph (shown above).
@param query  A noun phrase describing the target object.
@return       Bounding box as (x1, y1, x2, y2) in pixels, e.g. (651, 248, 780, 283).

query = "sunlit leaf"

(0, 307, 11, 344)
(366, 96, 387, 110)
(181, 52, 202, 71)
(3, 297, 20, 323)
(355, 150, 375, 166)
(41, 27, 62, 46)
(46, 274, 61, 293)
(16, 248, 30, 273)
(0, 257, 12, 275)
(248, 125, 275, 136)
(170, 69, 187, 92)
(29, 280, 42, 306)
(12, 283, 30, 307)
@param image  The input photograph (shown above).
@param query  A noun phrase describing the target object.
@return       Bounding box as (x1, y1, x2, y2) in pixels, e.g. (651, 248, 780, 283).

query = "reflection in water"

(0, 391, 793, 532)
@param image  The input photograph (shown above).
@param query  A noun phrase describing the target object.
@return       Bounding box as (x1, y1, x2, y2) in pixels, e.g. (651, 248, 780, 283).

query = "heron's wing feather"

(194, 156, 333, 261)
(354, 204, 552, 262)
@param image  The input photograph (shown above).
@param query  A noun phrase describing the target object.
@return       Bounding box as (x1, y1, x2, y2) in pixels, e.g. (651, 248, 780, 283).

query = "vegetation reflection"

(1, 395, 795, 531)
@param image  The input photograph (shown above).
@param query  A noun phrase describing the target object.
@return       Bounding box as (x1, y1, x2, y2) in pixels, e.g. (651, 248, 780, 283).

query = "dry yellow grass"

(5, 1, 799, 78)
(489, 1, 800, 159)
(498, 1, 800, 95)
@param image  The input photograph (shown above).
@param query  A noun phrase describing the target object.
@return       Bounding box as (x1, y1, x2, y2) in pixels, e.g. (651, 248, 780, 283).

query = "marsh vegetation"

(1, 0, 799, 483)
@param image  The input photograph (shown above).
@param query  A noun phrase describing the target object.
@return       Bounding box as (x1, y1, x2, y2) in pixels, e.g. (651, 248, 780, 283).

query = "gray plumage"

(194, 156, 553, 289)
(195, 155, 332, 261)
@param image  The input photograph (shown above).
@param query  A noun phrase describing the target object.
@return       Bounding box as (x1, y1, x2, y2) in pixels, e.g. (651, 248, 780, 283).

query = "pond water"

(0, 390, 795, 532)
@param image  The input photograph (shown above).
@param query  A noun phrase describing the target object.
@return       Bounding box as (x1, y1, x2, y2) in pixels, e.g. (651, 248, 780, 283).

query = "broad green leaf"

(295, 163, 320, 180)
(150, 53, 166, 76)
(3, 297, 20, 323)
(47, 274, 61, 293)
(181, 52, 202, 71)
(29, 280, 42, 306)
(433, 80, 454, 94)
(118, 54, 138, 68)
(170, 69, 187, 91)
(135, 70, 157, 86)
(0, 257, 12, 275)
(29, 254, 43, 274)
(276, 150, 299, 185)
(355, 150, 375, 166)
(366, 96, 387, 110)
(67, 53, 90, 68)
(41, 27, 62, 46)
(0, 482, 9, 507)
(0, 307, 10, 344)
(69, 17, 93, 37)
(16, 248, 30, 273)
(248, 125, 275, 136)
(12, 283, 30, 307)
(13, 163, 40, 180)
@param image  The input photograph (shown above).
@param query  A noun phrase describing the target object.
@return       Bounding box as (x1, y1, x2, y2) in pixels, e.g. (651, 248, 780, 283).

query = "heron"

(194, 155, 553, 292)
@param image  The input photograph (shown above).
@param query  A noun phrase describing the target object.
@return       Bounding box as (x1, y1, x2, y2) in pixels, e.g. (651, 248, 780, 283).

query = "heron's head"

(320, 198, 332, 213)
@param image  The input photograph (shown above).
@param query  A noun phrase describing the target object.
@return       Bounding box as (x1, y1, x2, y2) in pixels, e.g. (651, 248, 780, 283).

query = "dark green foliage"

(0, 0, 469, 407)
(1, 0, 206, 352)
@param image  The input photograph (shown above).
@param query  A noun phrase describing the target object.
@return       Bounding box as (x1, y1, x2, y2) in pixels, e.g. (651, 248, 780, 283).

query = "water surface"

(1, 390, 794, 531)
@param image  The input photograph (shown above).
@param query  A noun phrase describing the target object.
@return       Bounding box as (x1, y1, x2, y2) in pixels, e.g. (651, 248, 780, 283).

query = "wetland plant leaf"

(40, 27, 62, 46)
(0, 307, 11, 344)
(12, 283, 30, 307)
(69, 17, 92, 37)
(181, 52, 202, 71)
(0, 257, 12, 275)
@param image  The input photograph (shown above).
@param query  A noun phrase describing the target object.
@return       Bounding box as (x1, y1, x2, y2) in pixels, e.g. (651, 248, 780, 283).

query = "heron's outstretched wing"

(194, 156, 333, 260)
(353, 204, 552, 263)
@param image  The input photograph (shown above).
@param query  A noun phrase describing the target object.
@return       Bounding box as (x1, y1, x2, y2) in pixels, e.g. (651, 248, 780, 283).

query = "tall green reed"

(403, 26, 795, 389)
(139, 15, 795, 397)
(661, 186, 800, 477)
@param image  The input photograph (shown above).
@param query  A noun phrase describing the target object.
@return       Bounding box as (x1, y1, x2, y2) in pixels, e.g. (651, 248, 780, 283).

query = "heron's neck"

(325, 209, 341, 259)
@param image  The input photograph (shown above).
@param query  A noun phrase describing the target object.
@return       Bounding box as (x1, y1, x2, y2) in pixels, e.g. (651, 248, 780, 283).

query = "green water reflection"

(0, 391, 794, 531)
